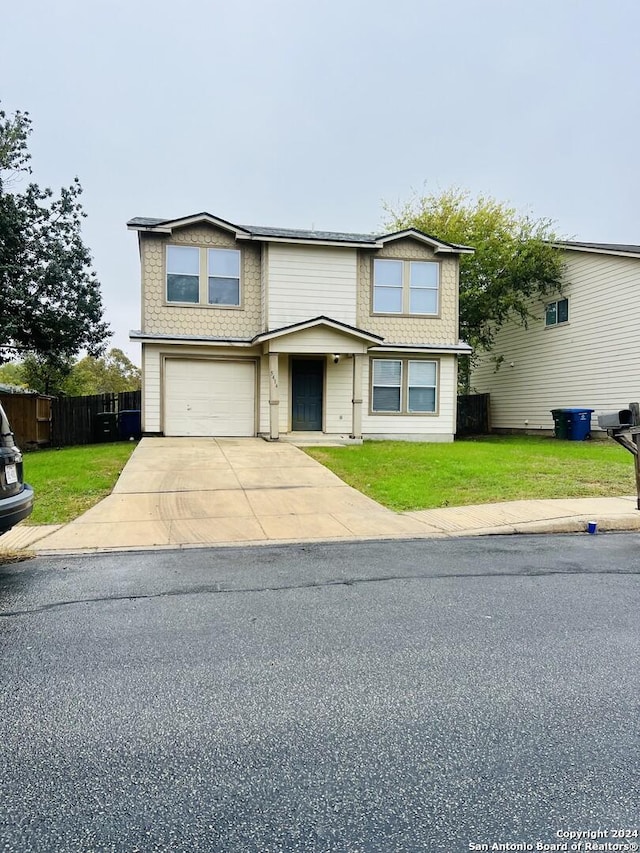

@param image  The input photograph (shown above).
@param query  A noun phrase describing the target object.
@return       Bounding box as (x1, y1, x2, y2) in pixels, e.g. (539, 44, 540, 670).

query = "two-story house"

(128, 212, 473, 442)
(471, 241, 640, 434)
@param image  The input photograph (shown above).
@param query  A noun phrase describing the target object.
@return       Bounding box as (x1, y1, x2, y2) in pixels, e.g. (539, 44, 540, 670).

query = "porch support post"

(268, 352, 280, 440)
(351, 354, 364, 439)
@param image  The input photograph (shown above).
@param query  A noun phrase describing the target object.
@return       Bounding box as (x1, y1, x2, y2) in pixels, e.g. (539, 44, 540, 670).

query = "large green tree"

(0, 348, 141, 396)
(64, 348, 141, 396)
(384, 188, 565, 387)
(0, 106, 110, 372)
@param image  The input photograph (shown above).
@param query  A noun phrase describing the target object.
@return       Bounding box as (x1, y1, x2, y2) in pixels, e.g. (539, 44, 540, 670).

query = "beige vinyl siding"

(362, 355, 457, 440)
(267, 245, 357, 328)
(266, 326, 370, 354)
(472, 252, 640, 431)
(142, 345, 162, 433)
(324, 358, 354, 433)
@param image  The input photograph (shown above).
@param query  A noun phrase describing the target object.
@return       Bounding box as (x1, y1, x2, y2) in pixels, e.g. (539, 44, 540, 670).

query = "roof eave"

(552, 241, 640, 259)
(237, 234, 383, 248)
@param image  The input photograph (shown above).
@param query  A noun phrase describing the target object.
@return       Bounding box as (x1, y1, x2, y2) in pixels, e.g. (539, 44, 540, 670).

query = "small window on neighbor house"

(208, 248, 240, 306)
(166, 246, 200, 303)
(546, 297, 569, 326)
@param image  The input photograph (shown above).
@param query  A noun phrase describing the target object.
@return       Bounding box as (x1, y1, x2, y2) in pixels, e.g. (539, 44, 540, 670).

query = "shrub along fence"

(456, 393, 490, 436)
(51, 390, 141, 447)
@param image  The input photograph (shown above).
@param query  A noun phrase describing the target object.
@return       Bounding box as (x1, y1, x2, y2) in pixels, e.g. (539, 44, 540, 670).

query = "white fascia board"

(163, 214, 250, 237)
(128, 215, 251, 238)
(127, 224, 173, 233)
(370, 343, 473, 355)
(255, 319, 382, 345)
(377, 230, 474, 254)
(554, 243, 640, 259)
(236, 234, 382, 249)
(129, 332, 253, 347)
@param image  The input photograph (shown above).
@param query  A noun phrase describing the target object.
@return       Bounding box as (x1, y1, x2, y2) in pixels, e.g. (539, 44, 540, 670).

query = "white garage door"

(164, 358, 256, 437)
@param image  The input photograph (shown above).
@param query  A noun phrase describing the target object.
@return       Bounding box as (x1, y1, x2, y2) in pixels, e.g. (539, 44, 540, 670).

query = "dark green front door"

(291, 359, 323, 431)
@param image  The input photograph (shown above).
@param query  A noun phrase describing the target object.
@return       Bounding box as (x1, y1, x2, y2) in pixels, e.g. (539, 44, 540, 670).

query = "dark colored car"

(0, 402, 34, 534)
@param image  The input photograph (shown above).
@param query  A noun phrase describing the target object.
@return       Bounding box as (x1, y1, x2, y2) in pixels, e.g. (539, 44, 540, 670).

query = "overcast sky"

(2, 0, 639, 363)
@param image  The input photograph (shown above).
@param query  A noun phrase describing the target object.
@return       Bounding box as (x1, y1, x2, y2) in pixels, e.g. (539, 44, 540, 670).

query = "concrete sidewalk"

(3, 437, 640, 554)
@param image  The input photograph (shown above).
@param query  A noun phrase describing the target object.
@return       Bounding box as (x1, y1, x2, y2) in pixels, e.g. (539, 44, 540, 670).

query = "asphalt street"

(1, 535, 639, 853)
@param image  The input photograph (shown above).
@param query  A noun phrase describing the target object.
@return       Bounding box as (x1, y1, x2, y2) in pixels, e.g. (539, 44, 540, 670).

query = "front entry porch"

(255, 316, 383, 443)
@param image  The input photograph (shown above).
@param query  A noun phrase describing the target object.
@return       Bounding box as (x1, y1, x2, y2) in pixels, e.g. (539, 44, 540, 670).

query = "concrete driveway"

(30, 438, 430, 551)
(6, 437, 640, 554)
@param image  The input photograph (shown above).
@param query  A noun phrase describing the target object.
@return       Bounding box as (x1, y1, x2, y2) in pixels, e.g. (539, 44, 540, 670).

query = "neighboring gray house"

(128, 212, 473, 441)
(472, 241, 640, 433)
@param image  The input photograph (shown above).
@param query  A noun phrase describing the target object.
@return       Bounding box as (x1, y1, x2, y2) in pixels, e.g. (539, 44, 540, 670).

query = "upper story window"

(373, 259, 440, 315)
(167, 246, 200, 304)
(545, 297, 568, 327)
(166, 245, 241, 307)
(208, 249, 240, 306)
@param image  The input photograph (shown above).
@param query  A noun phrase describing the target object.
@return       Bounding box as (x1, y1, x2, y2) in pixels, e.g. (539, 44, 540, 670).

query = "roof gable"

(376, 228, 474, 254)
(127, 213, 251, 238)
(253, 316, 384, 345)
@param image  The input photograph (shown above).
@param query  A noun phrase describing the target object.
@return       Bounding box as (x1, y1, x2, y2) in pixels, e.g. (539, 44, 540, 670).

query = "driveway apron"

(31, 438, 434, 551)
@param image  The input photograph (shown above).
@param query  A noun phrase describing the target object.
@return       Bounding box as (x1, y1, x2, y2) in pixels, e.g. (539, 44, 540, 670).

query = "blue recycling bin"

(564, 408, 594, 441)
(118, 409, 142, 440)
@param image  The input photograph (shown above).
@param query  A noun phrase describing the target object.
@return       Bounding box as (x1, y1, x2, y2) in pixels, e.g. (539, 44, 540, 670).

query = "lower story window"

(372, 360, 402, 412)
(408, 361, 437, 412)
(371, 358, 438, 414)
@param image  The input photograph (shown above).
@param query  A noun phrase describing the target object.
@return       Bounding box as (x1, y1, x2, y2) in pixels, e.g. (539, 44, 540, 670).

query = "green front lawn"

(22, 442, 137, 525)
(306, 436, 635, 511)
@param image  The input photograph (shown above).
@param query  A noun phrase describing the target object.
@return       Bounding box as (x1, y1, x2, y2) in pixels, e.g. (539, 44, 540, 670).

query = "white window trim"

(372, 259, 440, 316)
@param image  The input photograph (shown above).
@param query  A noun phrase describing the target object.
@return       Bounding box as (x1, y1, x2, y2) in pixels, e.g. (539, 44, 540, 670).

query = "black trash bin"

(118, 409, 142, 441)
(551, 408, 594, 440)
(551, 409, 570, 440)
(93, 412, 118, 443)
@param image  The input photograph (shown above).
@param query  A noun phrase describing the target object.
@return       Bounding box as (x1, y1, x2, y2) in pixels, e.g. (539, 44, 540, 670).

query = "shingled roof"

(126, 213, 473, 253)
(554, 240, 640, 257)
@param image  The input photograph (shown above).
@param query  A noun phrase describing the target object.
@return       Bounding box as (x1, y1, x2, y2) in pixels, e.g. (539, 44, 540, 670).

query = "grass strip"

(22, 441, 137, 525)
(306, 436, 635, 511)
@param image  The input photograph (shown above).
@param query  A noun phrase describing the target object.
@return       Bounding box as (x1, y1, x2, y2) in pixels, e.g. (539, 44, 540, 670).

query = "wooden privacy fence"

(457, 393, 490, 436)
(0, 393, 52, 448)
(51, 390, 141, 447)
